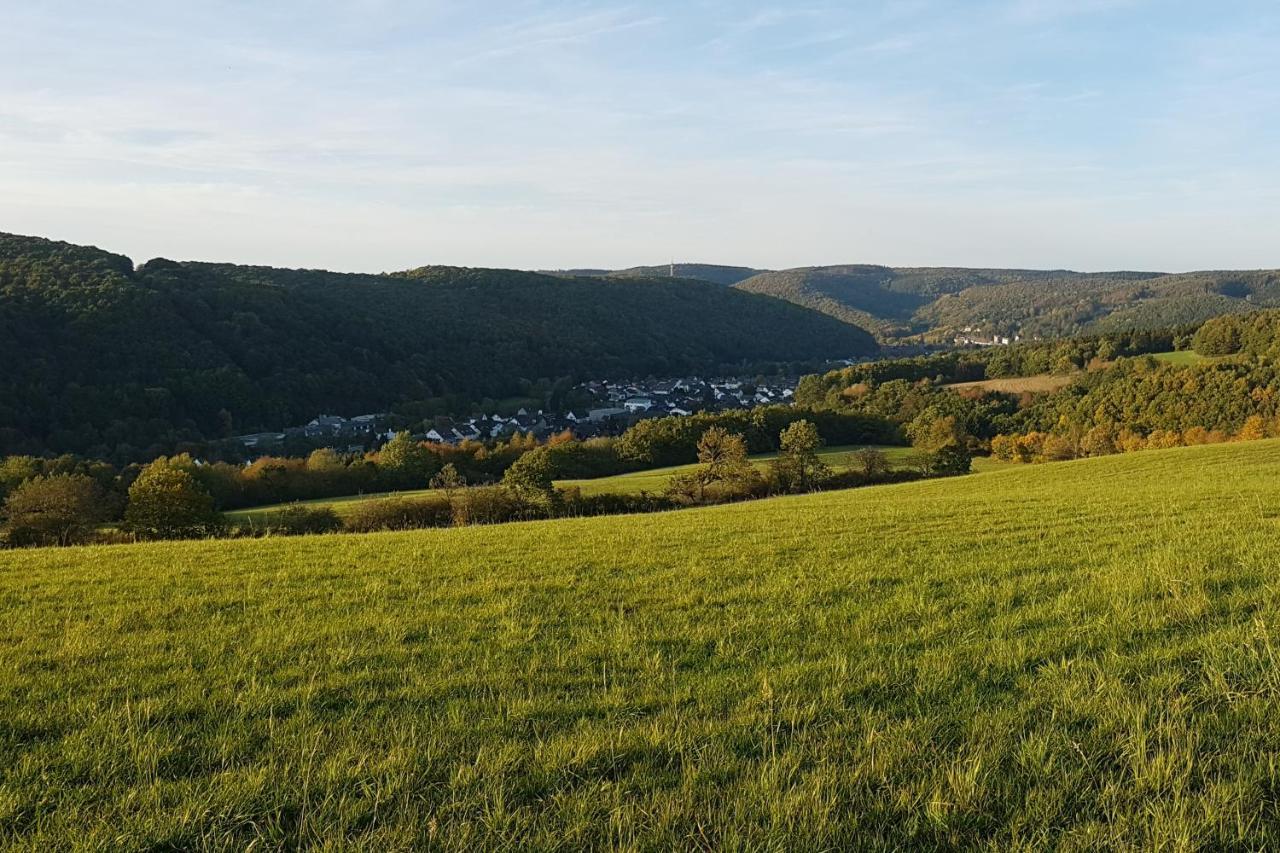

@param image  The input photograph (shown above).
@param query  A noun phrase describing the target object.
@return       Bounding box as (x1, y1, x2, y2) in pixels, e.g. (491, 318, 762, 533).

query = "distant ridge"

(546, 263, 761, 286)
(557, 261, 1280, 340)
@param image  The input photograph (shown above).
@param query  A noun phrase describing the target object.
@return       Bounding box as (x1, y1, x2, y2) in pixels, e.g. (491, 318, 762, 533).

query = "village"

(952, 326, 1022, 347)
(231, 374, 801, 456)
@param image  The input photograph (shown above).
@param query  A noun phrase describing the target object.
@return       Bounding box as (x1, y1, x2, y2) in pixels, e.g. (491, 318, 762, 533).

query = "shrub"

(428, 463, 466, 498)
(989, 434, 1016, 462)
(265, 504, 343, 536)
(344, 496, 454, 533)
(924, 445, 974, 475)
(668, 468, 768, 506)
(851, 447, 891, 477)
(452, 486, 542, 526)
(823, 469, 923, 490)
(1040, 434, 1076, 462)
(558, 489, 678, 517)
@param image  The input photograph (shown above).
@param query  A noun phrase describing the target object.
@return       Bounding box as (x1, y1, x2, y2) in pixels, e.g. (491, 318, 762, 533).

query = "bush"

(668, 469, 768, 506)
(851, 447, 891, 477)
(558, 489, 678, 517)
(822, 469, 924, 490)
(452, 486, 542, 526)
(264, 504, 343, 536)
(343, 496, 454, 533)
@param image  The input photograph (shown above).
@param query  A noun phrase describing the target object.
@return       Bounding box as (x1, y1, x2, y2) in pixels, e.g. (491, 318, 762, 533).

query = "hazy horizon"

(5, 1, 1280, 273)
(16, 225, 1278, 278)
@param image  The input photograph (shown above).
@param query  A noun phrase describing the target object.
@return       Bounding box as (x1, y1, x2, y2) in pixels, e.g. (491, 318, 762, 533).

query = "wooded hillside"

(0, 234, 876, 458)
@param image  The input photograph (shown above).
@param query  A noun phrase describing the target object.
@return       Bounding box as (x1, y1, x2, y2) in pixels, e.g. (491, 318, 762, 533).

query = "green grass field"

(6, 440, 1280, 847)
(227, 445, 942, 521)
(1151, 349, 1207, 365)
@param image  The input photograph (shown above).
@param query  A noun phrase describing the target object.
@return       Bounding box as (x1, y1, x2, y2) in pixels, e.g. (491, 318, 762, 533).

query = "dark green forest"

(0, 234, 877, 459)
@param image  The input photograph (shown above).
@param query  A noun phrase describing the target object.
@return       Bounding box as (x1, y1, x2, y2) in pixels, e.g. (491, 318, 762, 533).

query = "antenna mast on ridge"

(669, 260, 675, 277)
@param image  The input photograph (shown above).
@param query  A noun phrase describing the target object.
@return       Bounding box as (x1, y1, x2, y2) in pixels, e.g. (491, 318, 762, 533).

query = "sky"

(3, 0, 1280, 273)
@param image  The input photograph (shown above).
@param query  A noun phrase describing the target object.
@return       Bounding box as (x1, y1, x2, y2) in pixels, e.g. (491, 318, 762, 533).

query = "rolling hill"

(5, 440, 1280, 847)
(0, 234, 876, 458)
(568, 262, 1280, 341)
(739, 265, 1280, 340)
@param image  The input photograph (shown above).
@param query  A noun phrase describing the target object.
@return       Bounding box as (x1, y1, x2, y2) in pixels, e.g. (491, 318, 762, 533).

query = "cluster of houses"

(580, 376, 795, 415)
(953, 327, 1022, 347)
(418, 376, 799, 445)
(231, 375, 803, 454)
(233, 412, 390, 454)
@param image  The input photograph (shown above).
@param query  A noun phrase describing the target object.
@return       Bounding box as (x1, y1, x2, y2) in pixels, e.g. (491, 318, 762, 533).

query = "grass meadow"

(1151, 350, 1208, 366)
(5, 440, 1280, 848)
(945, 373, 1077, 394)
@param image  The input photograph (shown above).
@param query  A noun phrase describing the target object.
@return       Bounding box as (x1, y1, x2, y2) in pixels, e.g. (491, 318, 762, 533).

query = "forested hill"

(734, 266, 1280, 339)
(568, 262, 1280, 340)
(0, 233, 876, 458)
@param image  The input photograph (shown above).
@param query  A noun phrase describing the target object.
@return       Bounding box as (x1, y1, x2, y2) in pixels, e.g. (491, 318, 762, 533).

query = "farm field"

(6, 441, 1280, 847)
(227, 444, 943, 522)
(946, 373, 1077, 394)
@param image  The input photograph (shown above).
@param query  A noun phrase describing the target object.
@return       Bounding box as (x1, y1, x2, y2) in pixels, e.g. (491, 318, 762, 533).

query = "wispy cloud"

(3, 0, 1280, 272)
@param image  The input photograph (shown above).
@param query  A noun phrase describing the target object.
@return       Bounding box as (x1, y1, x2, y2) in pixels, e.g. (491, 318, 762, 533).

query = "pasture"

(945, 373, 1077, 394)
(1151, 350, 1208, 366)
(5, 441, 1280, 847)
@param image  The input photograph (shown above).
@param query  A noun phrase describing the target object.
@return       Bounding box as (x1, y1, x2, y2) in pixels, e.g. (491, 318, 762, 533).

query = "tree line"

(0, 406, 904, 548)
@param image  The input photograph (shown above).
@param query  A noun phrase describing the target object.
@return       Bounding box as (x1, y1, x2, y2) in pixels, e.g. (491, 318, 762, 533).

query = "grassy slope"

(945, 373, 1078, 394)
(6, 442, 1280, 847)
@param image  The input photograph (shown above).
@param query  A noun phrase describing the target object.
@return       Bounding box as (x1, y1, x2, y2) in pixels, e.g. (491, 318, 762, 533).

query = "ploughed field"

(5, 441, 1280, 848)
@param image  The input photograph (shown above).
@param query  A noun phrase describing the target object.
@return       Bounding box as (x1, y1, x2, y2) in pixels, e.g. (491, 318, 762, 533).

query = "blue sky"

(3, 1, 1279, 272)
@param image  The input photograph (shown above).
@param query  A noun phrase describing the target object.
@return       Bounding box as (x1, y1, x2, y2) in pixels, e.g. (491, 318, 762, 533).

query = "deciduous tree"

(1, 474, 104, 547)
(771, 420, 831, 492)
(125, 459, 223, 540)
